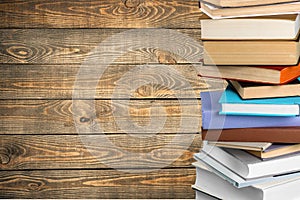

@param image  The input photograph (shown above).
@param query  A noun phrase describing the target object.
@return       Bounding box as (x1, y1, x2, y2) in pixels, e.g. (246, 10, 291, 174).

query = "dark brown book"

(201, 127, 300, 143)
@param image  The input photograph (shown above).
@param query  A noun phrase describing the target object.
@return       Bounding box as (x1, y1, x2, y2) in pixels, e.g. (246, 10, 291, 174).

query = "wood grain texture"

(0, 29, 203, 64)
(0, 168, 196, 199)
(0, 134, 200, 170)
(0, 99, 202, 134)
(0, 64, 213, 99)
(0, 0, 203, 28)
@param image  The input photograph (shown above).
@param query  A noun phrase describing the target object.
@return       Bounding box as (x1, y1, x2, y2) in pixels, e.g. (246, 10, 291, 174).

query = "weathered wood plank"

(0, 134, 200, 170)
(0, 29, 202, 64)
(0, 0, 203, 28)
(0, 168, 196, 198)
(0, 64, 215, 99)
(0, 99, 202, 134)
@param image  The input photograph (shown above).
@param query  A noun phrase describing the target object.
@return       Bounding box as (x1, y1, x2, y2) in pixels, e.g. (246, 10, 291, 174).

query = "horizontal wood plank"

(0, 134, 200, 170)
(0, 0, 203, 28)
(0, 64, 215, 99)
(0, 168, 196, 198)
(0, 99, 202, 134)
(0, 29, 202, 64)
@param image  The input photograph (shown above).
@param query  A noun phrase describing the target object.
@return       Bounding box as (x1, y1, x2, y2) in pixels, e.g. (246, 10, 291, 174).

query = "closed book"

(201, 14, 300, 40)
(203, 39, 300, 65)
(201, 141, 300, 179)
(199, 63, 300, 84)
(193, 155, 300, 188)
(201, 0, 297, 8)
(247, 143, 300, 159)
(201, 90, 300, 129)
(193, 161, 300, 200)
(229, 78, 300, 99)
(200, 1, 300, 19)
(201, 127, 300, 143)
(208, 141, 272, 151)
(219, 85, 300, 116)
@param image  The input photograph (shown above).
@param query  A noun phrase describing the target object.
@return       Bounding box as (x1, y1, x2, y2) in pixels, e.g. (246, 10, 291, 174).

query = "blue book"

(201, 90, 300, 129)
(219, 86, 300, 116)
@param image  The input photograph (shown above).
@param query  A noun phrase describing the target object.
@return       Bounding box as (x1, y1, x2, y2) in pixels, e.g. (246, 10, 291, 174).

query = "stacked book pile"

(193, 0, 300, 199)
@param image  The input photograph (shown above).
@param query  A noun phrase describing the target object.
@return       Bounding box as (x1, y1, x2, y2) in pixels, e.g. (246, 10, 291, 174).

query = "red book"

(202, 127, 300, 143)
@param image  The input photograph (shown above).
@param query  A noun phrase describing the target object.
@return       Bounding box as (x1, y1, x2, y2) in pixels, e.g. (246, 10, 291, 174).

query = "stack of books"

(193, 0, 300, 199)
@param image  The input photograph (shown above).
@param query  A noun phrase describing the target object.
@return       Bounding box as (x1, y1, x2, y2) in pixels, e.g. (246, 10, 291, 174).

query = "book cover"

(194, 154, 300, 188)
(201, 142, 300, 179)
(219, 85, 300, 116)
(201, 90, 300, 129)
(200, 1, 300, 19)
(203, 39, 300, 65)
(199, 63, 300, 84)
(229, 78, 300, 99)
(247, 143, 300, 159)
(193, 160, 300, 199)
(202, 127, 300, 143)
(201, 14, 300, 40)
(202, 0, 298, 8)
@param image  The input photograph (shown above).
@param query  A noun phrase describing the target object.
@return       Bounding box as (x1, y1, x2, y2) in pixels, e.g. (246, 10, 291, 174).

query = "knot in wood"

(28, 182, 42, 191)
(123, 0, 141, 8)
(0, 153, 10, 165)
(80, 117, 90, 123)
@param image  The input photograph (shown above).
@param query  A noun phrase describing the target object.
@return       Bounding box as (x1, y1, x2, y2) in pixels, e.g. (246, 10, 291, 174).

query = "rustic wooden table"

(0, 0, 209, 198)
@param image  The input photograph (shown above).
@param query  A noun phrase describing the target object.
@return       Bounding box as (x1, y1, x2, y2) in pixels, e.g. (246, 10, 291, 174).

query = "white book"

(201, 14, 300, 40)
(195, 190, 218, 200)
(193, 163, 300, 200)
(202, 141, 300, 179)
(194, 153, 300, 188)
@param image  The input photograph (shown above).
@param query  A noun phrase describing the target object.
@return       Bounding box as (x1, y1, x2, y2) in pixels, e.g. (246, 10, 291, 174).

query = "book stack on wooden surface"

(193, 0, 300, 199)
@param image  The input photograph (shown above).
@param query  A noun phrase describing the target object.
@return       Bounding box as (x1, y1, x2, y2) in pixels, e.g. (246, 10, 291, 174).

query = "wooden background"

(0, 0, 217, 198)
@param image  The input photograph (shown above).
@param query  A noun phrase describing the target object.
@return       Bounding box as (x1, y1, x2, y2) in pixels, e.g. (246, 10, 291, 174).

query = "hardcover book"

(199, 63, 300, 84)
(201, 90, 300, 129)
(203, 39, 300, 65)
(200, 1, 300, 19)
(202, 127, 300, 143)
(202, 0, 298, 8)
(229, 78, 300, 99)
(201, 14, 300, 40)
(219, 85, 300, 116)
(193, 161, 300, 199)
(201, 142, 300, 179)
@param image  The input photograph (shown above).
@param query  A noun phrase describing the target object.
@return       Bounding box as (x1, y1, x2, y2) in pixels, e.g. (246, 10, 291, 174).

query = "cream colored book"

(208, 141, 272, 151)
(247, 143, 300, 159)
(201, 14, 300, 40)
(203, 0, 297, 7)
(200, 1, 300, 19)
(203, 39, 300, 65)
(229, 78, 300, 99)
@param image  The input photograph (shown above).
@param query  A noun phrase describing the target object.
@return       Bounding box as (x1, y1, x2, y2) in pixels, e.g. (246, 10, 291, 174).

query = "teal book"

(219, 86, 300, 116)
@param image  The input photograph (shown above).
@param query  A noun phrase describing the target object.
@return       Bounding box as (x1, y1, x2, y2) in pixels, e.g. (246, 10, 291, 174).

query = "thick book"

(208, 141, 272, 151)
(247, 143, 300, 159)
(199, 63, 300, 84)
(194, 155, 300, 188)
(201, 14, 300, 40)
(219, 85, 300, 116)
(202, 0, 297, 8)
(229, 78, 300, 99)
(193, 161, 300, 200)
(200, 1, 300, 19)
(201, 141, 300, 179)
(201, 90, 300, 129)
(202, 127, 300, 143)
(203, 39, 300, 65)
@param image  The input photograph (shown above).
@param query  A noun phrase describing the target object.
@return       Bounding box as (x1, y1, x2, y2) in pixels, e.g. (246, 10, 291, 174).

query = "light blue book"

(219, 85, 300, 116)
